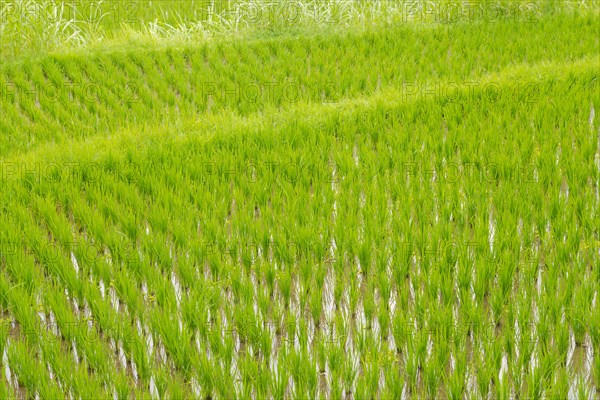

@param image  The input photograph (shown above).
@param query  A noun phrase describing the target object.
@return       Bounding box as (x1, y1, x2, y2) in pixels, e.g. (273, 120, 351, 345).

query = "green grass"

(1, 0, 599, 399)
(1, 0, 597, 59)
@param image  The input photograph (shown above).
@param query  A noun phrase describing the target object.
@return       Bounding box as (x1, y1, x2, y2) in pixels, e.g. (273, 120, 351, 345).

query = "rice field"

(0, 1, 599, 399)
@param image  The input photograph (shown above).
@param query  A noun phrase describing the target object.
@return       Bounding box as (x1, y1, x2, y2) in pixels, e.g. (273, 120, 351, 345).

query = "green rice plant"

(0, 315, 8, 360)
(423, 354, 443, 399)
(0, 376, 15, 400)
(341, 354, 358, 398)
(575, 375, 593, 400)
(475, 351, 493, 399)
(445, 351, 467, 400)
(270, 352, 288, 400)
(546, 365, 570, 399)
(7, 339, 63, 398)
(326, 337, 344, 374)
(593, 349, 600, 392)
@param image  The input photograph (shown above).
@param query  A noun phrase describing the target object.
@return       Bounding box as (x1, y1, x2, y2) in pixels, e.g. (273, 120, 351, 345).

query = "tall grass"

(1, 0, 598, 58)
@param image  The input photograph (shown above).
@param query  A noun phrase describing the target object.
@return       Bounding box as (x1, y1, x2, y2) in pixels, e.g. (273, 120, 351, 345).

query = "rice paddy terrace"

(0, 1, 599, 399)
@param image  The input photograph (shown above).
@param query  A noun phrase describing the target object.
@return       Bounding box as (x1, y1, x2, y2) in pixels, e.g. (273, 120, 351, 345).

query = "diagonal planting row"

(1, 55, 599, 398)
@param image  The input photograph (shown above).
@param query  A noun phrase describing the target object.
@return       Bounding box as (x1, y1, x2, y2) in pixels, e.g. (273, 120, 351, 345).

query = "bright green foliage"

(0, 1, 599, 399)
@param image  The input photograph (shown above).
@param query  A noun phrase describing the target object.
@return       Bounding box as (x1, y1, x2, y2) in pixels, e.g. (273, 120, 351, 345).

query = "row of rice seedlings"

(18, 62, 68, 137)
(104, 54, 164, 116)
(33, 56, 105, 134)
(1, 68, 48, 133)
(52, 57, 118, 130)
(2, 11, 599, 156)
(71, 55, 139, 123)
